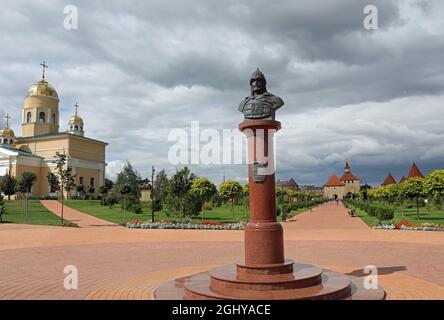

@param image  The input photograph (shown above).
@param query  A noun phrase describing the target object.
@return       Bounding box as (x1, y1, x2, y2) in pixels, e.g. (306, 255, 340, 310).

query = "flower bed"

(126, 220, 246, 230)
(374, 220, 444, 232)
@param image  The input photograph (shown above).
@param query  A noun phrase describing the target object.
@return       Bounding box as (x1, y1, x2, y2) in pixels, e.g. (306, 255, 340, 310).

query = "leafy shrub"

(346, 200, 394, 221)
(376, 207, 394, 221)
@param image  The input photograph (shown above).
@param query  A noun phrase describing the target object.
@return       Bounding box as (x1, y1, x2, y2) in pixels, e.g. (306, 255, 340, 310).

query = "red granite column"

(239, 120, 284, 266)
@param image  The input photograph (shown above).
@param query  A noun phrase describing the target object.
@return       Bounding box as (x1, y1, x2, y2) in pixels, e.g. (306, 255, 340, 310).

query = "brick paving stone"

(0, 202, 443, 299)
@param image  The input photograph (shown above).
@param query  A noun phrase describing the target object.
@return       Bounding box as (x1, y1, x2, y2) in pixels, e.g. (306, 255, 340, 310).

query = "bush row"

(278, 198, 326, 217)
(346, 200, 395, 221)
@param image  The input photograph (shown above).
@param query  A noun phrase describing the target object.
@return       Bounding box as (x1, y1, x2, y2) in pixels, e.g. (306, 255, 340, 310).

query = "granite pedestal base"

(154, 259, 386, 300)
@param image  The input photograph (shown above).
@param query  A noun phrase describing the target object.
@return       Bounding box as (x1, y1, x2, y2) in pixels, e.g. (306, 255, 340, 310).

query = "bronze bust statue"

(238, 68, 284, 120)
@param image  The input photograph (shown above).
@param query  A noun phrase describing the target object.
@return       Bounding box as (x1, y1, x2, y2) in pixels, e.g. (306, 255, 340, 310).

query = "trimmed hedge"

(346, 200, 394, 221)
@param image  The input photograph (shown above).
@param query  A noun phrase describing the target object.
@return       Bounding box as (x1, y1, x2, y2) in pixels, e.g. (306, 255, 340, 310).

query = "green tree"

(219, 180, 243, 219)
(169, 167, 195, 222)
(0, 174, 17, 200)
(423, 170, 444, 198)
(119, 184, 132, 216)
(86, 185, 95, 199)
(46, 172, 59, 194)
(243, 183, 250, 218)
(17, 172, 38, 222)
(191, 178, 217, 222)
(55, 151, 76, 224)
(275, 186, 283, 204)
(77, 184, 85, 199)
(17, 172, 38, 193)
(400, 177, 425, 220)
(114, 162, 141, 212)
(286, 189, 297, 203)
(387, 183, 404, 215)
(103, 178, 114, 192)
(154, 169, 170, 205)
(99, 179, 114, 205)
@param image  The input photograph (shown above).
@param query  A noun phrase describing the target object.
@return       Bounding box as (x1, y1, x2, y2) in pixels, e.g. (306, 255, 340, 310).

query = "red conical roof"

(324, 174, 345, 187)
(345, 160, 350, 170)
(407, 162, 424, 179)
(399, 176, 407, 183)
(382, 173, 396, 186)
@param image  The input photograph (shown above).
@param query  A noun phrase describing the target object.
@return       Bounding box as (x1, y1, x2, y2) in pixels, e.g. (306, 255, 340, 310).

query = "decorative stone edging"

(126, 221, 246, 230)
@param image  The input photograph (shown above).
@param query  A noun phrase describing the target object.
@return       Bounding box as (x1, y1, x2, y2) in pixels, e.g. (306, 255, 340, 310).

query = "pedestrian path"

(287, 201, 369, 230)
(40, 200, 119, 228)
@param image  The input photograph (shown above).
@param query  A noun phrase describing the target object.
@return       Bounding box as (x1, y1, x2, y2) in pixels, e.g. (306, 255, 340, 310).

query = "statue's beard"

(250, 85, 266, 95)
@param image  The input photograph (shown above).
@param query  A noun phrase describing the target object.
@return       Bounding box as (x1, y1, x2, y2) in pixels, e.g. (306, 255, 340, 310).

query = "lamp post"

(151, 166, 155, 223)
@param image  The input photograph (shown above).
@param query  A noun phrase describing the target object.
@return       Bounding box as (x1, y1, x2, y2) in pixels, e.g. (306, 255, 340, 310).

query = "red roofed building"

(382, 173, 397, 186)
(323, 161, 361, 200)
(324, 174, 345, 187)
(407, 162, 424, 179)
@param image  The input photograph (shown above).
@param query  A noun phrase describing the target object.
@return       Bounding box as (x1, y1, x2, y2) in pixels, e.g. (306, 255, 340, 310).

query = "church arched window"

(4, 139, 8, 144)
(10, 139, 13, 144)
(75, 125, 78, 130)
(39, 112, 45, 123)
(52, 113, 56, 124)
(26, 112, 32, 123)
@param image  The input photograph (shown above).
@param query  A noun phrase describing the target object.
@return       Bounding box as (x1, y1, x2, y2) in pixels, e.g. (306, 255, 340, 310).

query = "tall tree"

(191, 178, 217, 222)
(17, 172, 38, 193)
(170, 167, 195, 222)
(99, 178, 114, 205)
(119, 184, 132, 216)
(400, 177, 425, 220)
(17, 172, 38, 222)
(46, 172, 59, 194)
(154, 169, 170, 205)
(55, 151, 76, 224)
(219, 180, 243, 219)
(114, 161, 141, 212)
(0, 174, 17, 200)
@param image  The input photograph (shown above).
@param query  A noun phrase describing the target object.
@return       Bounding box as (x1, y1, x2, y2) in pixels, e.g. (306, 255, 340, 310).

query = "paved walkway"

(0, 202, 443, 299)
(287, 201, 370, 230)
(40, 200, 119, 228)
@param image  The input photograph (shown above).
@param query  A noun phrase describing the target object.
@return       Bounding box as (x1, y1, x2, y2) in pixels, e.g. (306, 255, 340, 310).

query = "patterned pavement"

(0, 202, 443, 300)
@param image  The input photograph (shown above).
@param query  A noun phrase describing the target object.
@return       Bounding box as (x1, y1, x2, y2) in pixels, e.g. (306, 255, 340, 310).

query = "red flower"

(394, 221, 419, 229)
(202, 221, 225, 226)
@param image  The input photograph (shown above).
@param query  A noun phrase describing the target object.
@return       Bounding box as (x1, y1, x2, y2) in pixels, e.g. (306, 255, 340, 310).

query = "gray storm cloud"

(0, 0, 443, 186)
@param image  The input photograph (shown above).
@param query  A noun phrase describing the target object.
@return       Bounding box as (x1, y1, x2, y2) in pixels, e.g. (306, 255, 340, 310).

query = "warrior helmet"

(250, 67, 267, 86)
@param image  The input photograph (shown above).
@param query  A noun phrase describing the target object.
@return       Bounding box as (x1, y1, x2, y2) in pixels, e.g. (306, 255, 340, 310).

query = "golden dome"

(0, 127, 15, 138)
(27, 80, 58, 99)
(69, 115, 84, 126)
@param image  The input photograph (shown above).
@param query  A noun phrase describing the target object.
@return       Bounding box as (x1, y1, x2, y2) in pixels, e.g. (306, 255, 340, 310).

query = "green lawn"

(1, 200, 77, 227)
(350, 202, 444, 227)
(62, 200, 310, 225)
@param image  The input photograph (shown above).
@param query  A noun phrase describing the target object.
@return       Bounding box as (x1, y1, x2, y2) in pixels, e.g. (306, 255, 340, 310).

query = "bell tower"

(21, 61, 60, 137)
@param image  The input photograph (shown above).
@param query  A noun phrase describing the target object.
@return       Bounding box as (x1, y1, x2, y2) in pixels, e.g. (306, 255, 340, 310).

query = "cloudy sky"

(1, 0, 443, 186)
